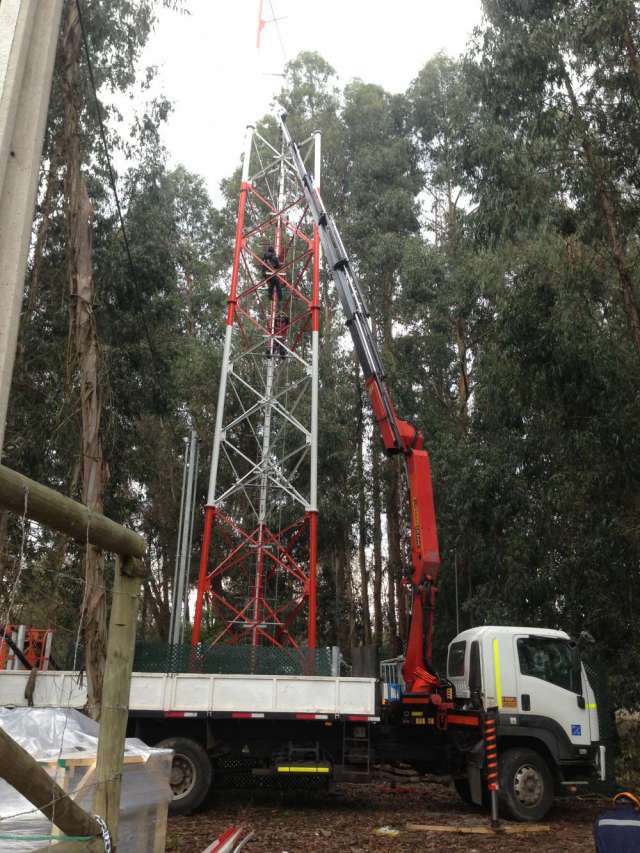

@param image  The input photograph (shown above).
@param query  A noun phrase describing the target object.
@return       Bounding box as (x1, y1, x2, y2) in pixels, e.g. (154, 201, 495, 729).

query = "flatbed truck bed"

(0, 669, 378, 720)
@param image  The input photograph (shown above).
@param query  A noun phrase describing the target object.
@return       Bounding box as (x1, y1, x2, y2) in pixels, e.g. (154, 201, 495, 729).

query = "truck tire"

(498, 746, 554, 822)
(157, 737, 212, 816)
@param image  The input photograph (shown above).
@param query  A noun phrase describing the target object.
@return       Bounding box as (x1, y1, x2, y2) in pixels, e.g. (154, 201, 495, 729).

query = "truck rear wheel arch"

(130, 715, 208, 748)
(156, 735, 213, 816)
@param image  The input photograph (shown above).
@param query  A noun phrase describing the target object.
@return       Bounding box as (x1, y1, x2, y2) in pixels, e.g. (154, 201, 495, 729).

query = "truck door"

(582, 664, 600, 744)
(513, 634, 591, 748)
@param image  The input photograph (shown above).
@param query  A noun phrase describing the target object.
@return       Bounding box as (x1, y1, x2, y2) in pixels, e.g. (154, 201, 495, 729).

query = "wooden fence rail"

(0, 464, 144, 557)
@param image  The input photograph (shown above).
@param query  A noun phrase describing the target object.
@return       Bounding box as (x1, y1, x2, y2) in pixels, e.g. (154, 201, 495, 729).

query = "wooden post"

(0, 0, 64, 455)
(93, 554, 146, 849)
(0, 464, 144, 557)
(0, 728, 100, 838)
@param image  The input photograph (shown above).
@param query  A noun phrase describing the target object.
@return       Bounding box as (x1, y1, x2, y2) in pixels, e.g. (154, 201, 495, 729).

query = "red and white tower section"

(192, 124, 321, 653)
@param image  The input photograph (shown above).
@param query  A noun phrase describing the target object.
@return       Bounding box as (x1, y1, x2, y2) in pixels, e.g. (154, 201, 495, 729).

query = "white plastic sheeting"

(0, 707, 172, 851)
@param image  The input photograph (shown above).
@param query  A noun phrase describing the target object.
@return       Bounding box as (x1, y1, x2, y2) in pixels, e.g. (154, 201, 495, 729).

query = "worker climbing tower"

(192, 122, 321, 659)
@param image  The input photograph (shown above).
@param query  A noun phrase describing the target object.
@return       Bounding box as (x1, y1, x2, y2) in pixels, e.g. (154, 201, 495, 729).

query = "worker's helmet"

(613, 792, 640, 810)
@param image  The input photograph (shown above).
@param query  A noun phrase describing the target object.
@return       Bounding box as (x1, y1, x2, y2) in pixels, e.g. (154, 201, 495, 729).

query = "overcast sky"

(139, 0, 483, 202)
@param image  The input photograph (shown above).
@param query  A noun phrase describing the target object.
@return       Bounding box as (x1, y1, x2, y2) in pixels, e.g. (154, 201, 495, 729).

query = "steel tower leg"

(307, 129, 322, 650)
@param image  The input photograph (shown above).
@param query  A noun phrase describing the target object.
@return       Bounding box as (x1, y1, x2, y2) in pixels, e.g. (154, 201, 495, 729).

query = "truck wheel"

(157, 737, 212, 816)
(498, 747, 554, 822)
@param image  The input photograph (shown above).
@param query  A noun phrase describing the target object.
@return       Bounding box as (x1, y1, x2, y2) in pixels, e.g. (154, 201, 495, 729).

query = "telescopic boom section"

(278, 115, 441, 686)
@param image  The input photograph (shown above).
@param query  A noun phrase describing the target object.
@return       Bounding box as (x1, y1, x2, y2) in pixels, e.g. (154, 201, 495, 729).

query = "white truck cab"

(446, 626, 605, 820)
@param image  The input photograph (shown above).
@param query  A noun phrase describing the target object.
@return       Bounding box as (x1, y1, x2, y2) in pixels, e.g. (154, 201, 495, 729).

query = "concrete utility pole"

(0, 0, 64, 454)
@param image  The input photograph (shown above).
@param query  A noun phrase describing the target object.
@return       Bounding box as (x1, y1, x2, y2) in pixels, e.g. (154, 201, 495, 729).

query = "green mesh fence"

(133, 642, 334, 676)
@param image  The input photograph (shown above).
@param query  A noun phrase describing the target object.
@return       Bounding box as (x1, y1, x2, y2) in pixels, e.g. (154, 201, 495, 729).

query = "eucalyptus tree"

(7, 0, 184, 716)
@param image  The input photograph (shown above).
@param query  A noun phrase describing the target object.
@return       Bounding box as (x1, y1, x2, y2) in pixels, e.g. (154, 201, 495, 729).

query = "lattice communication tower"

(192, 123, 321, 654)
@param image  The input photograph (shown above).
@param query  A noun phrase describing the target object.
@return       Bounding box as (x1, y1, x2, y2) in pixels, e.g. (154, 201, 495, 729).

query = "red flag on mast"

(256, 0, 265, 48)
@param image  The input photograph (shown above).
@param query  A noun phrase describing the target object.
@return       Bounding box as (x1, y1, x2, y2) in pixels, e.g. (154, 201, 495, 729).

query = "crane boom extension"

(278, 115, 441, 686)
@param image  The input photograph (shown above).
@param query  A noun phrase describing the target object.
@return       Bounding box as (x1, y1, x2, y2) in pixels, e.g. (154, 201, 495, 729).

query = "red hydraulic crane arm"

(278, 114, 441, 686)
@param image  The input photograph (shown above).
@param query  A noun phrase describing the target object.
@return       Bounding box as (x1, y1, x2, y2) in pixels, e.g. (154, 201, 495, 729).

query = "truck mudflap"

(466, 739, 486, 806)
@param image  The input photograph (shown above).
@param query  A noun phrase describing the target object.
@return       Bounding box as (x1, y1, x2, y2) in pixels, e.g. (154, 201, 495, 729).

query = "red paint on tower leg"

(226, 182, 250, 326)
(192, 505, 216, 647)
(308, 511, 318, 649)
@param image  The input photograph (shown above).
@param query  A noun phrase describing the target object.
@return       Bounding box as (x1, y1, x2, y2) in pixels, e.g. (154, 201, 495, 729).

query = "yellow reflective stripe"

(493, 638, 502, 709)
(587, 704, 597, 710)
(276, 766, 330, 773)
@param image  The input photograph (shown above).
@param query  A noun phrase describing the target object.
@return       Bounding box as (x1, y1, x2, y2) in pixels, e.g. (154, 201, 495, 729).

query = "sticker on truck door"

(571, 724, 582, 737)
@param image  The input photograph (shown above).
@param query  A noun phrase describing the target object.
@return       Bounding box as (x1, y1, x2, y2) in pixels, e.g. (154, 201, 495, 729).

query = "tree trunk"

(46, 463, 79, 626)
(160, 544, 171, 633)
(145, 573, 169, 642)
(563, 73, 640, 356)
(395, 566, 407, 648)
(355, 359, 371, 646)
(622, 8, 640, 92)
(371, 440, 383, 647)
(455, 315, 470, 413)
(141, 581, 149, 640)
(344, 535, 356, 651)
(333, 541, 349, 654)
(0, 510, 10, 612)
(185, 270, 194, 336)
(385, 457, 401, 656)
(386, 538, 398, 655)
(27, 139, 60, 321)
(357, 443, 371, 647)
(61, 2, 108, 720)
(379, 284, 401, 656)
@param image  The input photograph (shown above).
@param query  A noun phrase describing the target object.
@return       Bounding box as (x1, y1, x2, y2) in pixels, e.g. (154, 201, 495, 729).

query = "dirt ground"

(166, 781, 604, 852)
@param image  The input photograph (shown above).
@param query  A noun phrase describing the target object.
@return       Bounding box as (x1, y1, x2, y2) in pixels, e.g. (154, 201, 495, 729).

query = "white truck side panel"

(0, 671, 86, 708)
(0, 671, 377, 717)
(213, 676, 276, 712)
(279, 678, 335, 713)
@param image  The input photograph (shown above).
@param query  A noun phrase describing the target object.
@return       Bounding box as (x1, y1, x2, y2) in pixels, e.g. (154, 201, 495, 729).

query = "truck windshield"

(517, 636, 582, 693)
(447, 641, 466, 678)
